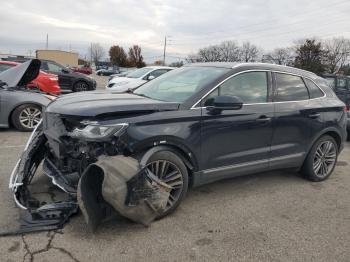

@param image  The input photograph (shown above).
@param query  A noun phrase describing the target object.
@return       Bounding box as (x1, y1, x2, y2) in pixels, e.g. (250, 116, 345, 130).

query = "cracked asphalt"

(1, 76, 350, 261)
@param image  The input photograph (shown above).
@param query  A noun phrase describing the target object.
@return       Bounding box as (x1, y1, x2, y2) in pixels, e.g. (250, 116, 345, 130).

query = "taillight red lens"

(344, 106, 349, 113)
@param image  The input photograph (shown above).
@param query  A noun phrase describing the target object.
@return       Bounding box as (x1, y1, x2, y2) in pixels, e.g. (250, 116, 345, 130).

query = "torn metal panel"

(77, 155, 171, 231)
(6, 121, 79, 236)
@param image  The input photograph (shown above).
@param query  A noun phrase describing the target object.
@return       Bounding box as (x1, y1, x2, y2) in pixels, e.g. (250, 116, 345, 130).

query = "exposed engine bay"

(6, 113, 172, 236)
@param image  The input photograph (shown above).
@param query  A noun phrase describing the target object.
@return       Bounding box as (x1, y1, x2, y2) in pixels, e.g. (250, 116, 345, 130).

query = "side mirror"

(147, 75, 156, 81)
(207, 95, 243, 113)
(62, 68, 70, 74)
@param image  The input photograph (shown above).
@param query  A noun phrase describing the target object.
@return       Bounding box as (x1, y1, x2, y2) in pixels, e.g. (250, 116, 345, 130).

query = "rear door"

(270, 72, 324, 168)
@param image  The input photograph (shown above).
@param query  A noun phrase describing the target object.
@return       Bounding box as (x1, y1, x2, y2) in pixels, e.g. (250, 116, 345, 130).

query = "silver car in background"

(0, 59, 55, 131)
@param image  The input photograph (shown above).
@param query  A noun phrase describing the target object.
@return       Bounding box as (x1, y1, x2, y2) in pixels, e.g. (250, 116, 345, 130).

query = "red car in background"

(71, 65, 92, 75)
(0, 61, 61, 95)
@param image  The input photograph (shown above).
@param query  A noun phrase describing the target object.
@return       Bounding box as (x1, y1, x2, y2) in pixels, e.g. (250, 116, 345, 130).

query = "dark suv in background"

(12, 62, 347, 225)
(40, 59, 96, 92)
(323, 74, 350, 132)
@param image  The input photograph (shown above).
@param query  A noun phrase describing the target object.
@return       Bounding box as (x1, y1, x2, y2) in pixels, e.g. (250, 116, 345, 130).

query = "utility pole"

(46, 34, 48, 49)
(90, 42, 93, 65)
(163, 36, 167, 66)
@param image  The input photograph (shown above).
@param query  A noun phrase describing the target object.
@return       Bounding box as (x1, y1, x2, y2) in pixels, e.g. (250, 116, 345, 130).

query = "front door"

(199, 71, 274, 182)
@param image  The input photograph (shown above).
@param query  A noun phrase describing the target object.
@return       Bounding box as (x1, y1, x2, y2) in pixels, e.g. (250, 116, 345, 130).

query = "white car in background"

(106, 66, 173, 92)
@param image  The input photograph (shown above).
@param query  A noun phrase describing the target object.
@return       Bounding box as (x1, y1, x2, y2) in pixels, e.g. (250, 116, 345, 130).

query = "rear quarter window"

(304, 78, 324, 99)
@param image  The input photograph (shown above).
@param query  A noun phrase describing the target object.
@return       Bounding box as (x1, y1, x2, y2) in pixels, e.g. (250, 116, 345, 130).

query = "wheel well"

(323, 131, 342, 150)
(73, 79, 89, 89)
(140, 144, 197, 187)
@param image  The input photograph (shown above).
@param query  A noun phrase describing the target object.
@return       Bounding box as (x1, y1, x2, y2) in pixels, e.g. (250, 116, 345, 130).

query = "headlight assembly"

(70, 123, 128, 140)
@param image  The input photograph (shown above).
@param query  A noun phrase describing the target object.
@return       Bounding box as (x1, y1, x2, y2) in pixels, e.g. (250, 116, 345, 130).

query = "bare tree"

(188, 40, 262, 63)
(198, 45, 222, 62)
(88, 43, 105, 65)
(218, 41, 240, 62)
(128, 45, 146, 68)
(185, 53, 203, 63)
(263, 47, 294, 65)
(324, 37, 350, 73)
(239, 41, 260, 62)
(192, 41, 241, 62)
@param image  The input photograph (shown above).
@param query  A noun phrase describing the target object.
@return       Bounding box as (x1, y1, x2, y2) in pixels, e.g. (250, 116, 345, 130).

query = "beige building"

(36, 50, 78, 67)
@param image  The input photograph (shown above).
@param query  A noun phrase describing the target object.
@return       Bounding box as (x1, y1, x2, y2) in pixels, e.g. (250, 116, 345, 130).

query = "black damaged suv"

(12, 62, 347, 218)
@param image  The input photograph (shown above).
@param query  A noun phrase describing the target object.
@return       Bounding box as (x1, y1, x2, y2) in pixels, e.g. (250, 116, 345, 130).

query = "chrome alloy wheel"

(146, 160, 184, 211)
(75, 81, 88, 91)
(313, 140, 337, 178)
(19, 107, 42, 129)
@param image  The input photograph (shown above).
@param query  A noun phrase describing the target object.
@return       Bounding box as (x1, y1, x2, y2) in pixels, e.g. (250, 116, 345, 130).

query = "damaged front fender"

(6, 123, 172, 235)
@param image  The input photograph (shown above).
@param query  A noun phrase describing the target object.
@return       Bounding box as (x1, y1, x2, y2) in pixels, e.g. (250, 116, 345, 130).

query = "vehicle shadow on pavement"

(65, 169, 307, 236)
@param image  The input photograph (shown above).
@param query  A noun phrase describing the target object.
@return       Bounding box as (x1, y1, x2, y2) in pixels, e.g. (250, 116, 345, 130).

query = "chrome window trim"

(190, 69, 326, 109)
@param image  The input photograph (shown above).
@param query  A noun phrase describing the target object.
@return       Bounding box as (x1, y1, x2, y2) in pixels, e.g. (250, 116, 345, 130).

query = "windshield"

(126, 67, 153, 78)
(134, 66, 229, 102)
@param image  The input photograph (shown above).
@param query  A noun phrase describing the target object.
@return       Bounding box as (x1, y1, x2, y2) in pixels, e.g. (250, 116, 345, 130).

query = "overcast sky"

(0, 0, 349, 63)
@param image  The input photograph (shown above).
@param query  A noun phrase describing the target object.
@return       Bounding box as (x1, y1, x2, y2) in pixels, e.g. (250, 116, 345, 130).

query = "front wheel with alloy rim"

(11, 104, 42, 131)
(145, 150, 189, 218)
(73, 81, 89, 92)
(301, 135, 338, 182)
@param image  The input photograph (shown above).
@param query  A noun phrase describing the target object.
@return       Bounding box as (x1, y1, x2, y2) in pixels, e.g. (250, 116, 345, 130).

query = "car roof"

(184, 62, 318, 79)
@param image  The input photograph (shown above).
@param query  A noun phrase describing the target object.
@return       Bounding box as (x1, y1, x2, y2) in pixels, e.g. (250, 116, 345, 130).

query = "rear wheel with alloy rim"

(145, 150, 189, 218)
(302, 135, 338, 181)
(73, 81, 89, 92)
(11, 104, 42, 131)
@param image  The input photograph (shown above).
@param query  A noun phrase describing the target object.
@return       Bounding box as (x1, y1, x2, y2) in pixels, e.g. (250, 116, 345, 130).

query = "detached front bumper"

(6, 121, 79, 236)
(7, 123, 171, 235)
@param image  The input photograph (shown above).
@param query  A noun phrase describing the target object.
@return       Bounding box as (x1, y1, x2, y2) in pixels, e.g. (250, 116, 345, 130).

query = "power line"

(174, 0, 350, 42)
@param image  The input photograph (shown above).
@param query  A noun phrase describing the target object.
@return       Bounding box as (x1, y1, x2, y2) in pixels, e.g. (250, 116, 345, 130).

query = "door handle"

(256, 115, 271, 122)
(308, 113, 320, 119)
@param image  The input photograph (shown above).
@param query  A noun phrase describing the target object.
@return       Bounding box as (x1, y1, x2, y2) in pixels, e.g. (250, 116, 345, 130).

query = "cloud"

(0, 0, 349, 62)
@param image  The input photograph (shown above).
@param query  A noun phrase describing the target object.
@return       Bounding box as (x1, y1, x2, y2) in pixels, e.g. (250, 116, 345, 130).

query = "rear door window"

(47, 62, 64, 73)
(274, 73, 309, 102)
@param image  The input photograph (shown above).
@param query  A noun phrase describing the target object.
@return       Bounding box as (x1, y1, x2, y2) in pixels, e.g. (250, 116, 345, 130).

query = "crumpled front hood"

(46, 91, 180, 117)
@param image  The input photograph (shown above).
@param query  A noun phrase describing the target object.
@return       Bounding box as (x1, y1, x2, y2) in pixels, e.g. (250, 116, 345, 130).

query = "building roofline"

(36, 49, 79, 55)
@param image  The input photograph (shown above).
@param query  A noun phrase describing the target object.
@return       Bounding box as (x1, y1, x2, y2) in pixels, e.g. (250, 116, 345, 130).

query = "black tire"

(301, 135, 338, 182)
(11, 104, 42, 132)
(146, 150, 189, 218)
(73, 81, 89, 92)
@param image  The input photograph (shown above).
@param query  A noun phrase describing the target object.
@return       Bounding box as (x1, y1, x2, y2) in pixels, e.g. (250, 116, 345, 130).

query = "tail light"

(344, 106, 349, 113)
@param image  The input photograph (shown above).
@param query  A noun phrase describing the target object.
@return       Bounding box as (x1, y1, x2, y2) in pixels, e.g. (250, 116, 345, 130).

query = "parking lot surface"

(0, 76, 349, 261)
